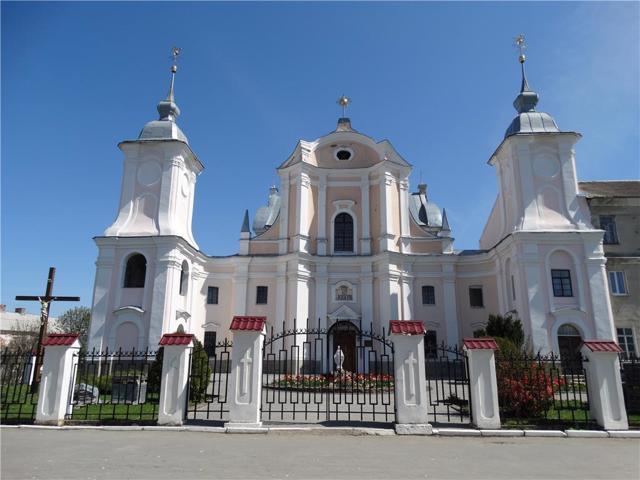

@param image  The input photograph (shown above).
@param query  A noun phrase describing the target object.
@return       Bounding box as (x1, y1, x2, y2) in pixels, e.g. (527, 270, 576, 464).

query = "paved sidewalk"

(2, 428, 638, 479)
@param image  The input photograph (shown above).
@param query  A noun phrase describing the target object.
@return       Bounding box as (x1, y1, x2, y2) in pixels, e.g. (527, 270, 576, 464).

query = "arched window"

(334, 212, 354, 252)
(179, 260, 189, 296)
(123, 254, 146, 288)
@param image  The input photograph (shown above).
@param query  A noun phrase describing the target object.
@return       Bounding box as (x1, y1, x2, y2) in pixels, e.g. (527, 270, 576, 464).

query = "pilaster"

(360, 177, 371, 255)
(87, 245, 115, 352)
(317, 174, 327, 256)
(442, 264, 459, 347)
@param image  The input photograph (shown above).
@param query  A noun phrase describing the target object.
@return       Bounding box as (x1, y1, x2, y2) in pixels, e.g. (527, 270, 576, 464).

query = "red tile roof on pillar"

(463, 338, 499, 350)
(159, 333, 194, 346)
(230, 316, 266, 332)
(389, 320, 426, 335)
(582, 340, 622, 353)
(42, 333, 80, 346)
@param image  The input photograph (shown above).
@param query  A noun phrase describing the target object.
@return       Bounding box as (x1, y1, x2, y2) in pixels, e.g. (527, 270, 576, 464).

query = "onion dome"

(139, 56, 189, 143)
(505, 43, 559, 138)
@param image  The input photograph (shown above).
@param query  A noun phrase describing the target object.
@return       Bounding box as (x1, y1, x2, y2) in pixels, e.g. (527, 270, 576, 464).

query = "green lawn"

(69, 394, 159, 421)
(1, 385, 38, 422)
(501, 400, 595, 429)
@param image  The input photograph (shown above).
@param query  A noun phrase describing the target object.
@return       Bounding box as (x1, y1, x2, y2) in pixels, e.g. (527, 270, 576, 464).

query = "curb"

(2, 424, 638, 438)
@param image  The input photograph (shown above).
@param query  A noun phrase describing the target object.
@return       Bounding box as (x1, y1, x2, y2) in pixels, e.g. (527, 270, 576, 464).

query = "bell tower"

(104, 47, 203, 248)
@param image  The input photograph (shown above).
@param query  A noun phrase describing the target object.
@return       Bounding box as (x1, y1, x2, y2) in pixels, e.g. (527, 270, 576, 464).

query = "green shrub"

(474, 312, 524, 350)
(189, 339, 211, 403)
(147, 348, 163, 394)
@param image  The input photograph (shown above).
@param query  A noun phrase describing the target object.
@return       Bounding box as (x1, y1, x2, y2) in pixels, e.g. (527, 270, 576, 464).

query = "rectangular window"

(204, 331, 217, 357)
(256, 286, 268, 305)
(617, 327, 636, 359)
(609, 271, 628, 295)
(511, 275, 516, 301)
(422, 285, 435, 305)
(600, 215, 619, 244)
(551, 269, 573, 297)
(424, 330, 438, 359)
(469, 286, 484, 308)
(207, 286, 219, 305)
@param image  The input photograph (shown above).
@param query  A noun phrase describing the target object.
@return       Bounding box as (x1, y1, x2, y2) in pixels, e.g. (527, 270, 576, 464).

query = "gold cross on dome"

(337, 95, 350, 117)
(514, 34, 527, 63)
(170, 46, 181, 72)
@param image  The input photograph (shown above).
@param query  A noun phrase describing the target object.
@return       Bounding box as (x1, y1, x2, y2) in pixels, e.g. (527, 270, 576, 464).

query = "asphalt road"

(1, 428, 638, 480)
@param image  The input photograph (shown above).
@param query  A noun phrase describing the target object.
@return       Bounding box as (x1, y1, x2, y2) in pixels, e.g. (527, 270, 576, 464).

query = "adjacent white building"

(87, 55, 617, 368)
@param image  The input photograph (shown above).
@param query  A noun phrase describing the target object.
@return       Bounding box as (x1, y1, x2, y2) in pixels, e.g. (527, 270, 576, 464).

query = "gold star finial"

(337, 94, 350, 117)
(514, 34, 527, 64)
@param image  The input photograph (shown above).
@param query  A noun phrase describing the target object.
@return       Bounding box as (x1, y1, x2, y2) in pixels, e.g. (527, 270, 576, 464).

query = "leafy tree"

(473, 311, 524, 349)
(56, 306, 91, 350)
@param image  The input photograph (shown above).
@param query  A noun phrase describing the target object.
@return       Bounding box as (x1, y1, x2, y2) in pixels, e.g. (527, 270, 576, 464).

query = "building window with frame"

(256, 286, 268, 305)
(609, 271, 628, 295)
(334, 212, 354, 252)
(551, 269, 573, 297)
(617, 328, 636, 359)
(123, 253, 147, 288)
(335, 285, 353, 302)
(599, 216, 619, 244)
(422, 285, 435, 305)
(469, 286, 484, 308)
(207, 286, 219, 304)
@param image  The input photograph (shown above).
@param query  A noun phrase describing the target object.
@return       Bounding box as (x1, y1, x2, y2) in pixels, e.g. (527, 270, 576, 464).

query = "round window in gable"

(334, 147, 354, 161)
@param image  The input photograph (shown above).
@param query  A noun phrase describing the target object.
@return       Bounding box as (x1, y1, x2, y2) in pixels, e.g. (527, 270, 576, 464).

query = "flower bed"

(267, 372, 394, 392)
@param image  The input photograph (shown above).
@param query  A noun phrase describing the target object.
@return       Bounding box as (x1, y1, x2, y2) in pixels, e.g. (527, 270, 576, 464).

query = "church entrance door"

(330, 321, 357, 372)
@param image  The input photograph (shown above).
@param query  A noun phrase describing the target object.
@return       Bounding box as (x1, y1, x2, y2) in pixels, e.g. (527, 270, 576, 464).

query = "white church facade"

(87, 53, 617, 365)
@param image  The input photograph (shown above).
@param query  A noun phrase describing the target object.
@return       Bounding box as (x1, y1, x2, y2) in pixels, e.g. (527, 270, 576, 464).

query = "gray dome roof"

(409, 184, 442, 228)
(139, 118, 189, 143)
(253, 186, 281, 235)
(505, 111, 559, 138)
(505, 63, 559, 138)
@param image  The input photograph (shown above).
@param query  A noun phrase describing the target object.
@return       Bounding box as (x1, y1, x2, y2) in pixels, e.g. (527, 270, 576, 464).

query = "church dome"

(504, 55, 559, 138)
(409, 183, 443, 228)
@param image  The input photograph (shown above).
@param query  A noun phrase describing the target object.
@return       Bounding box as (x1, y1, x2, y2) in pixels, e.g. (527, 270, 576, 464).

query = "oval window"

(336, 150, 352, 161)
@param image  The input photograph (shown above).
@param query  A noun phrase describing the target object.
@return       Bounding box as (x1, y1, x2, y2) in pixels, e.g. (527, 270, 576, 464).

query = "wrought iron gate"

(424, 344, 472, 425)
(261, 320, 395, 424)
(184, 339, 232, 423)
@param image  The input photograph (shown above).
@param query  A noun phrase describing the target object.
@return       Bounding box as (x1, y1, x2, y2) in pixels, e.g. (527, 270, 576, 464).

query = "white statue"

(334, 345, 345, 372)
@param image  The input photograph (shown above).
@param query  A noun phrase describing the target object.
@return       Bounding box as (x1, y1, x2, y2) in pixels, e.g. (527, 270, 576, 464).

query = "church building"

(87, 48, 617, 366)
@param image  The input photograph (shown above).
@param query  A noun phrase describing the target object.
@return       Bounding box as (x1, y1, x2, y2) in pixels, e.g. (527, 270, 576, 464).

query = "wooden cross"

(15, 267, 80, 391)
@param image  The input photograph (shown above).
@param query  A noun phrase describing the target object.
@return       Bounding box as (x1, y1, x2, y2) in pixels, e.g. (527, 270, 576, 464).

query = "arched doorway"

(557, 324, 583, 371)
(328, 321, 359, 372)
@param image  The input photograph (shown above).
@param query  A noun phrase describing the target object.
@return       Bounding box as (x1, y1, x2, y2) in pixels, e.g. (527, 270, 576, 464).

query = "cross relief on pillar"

(404, 351, 418, 405)
(239, 349, 253, 398)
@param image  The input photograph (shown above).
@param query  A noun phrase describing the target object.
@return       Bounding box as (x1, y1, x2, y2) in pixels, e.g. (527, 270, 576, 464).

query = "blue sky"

(2, 2, 638, 317)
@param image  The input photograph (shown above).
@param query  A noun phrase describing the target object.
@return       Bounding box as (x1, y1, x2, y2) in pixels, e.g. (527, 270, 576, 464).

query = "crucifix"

(15, 267, 80, 392)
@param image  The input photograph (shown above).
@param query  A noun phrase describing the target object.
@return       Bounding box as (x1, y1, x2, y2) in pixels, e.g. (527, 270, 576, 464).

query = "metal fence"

(184, 339, 232, 424)
(620, 355, 640, 429)
(1, 349, 42, 423)
(261, 321, 395, 424)
(66, 349, 159, 423)
(425, 344, 472, 425)
(496, 352, 594, 428)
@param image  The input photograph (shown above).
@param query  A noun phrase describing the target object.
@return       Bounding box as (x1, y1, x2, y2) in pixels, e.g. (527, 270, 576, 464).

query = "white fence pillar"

(581, 340, 629, 430)
(463, 338, 501, 429)
(225, 316, 266, 430)
(157, 333, 194, 426)
(35, 334, 81, 426)
(389, 321, 432, 435)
